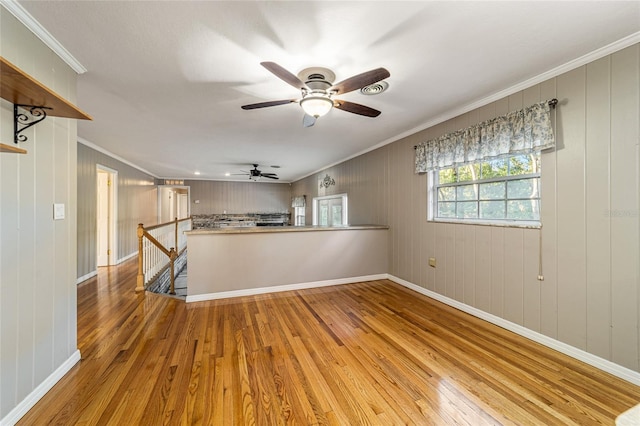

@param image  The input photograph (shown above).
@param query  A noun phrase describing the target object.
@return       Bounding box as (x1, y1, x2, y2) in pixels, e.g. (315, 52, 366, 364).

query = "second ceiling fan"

(241, 62, 390, 127)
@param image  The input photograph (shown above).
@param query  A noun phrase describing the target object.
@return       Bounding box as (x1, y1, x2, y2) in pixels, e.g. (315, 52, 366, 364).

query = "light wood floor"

(19, 258, 640, 425)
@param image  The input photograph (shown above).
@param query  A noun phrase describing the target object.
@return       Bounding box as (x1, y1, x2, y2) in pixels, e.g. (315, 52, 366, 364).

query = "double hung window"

(432, 153, 540, 224)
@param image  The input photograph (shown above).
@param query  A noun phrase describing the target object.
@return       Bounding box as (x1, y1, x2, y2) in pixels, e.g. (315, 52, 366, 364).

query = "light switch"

(53, 203, 65, 220)
(428, 257, 436, 268)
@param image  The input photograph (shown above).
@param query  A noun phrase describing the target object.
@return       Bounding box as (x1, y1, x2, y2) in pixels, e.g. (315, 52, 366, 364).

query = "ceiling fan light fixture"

(300, 95, 333, 118)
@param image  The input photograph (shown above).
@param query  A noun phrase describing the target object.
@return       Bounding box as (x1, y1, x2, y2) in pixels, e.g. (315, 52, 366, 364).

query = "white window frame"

(312, 193, 348, 226)
(294, 206, 305, 226)
(428, 154, 541, 228)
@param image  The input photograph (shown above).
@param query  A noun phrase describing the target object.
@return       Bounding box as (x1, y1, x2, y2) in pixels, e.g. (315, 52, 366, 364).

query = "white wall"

(293, 44, 640, 374)
(1, 6, 80, 421)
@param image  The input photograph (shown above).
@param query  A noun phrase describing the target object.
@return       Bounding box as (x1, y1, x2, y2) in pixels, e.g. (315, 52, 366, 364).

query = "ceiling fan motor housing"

(305, 74, 332, 92)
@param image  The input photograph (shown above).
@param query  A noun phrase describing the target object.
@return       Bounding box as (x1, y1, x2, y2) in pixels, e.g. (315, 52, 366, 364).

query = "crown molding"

(78, 137, 159, 179)
(1, 0, 87, 74)
(293, 31, 640, 182)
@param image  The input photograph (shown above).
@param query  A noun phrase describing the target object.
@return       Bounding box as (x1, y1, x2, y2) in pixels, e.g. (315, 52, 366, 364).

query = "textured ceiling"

(16, 1, 640, 182)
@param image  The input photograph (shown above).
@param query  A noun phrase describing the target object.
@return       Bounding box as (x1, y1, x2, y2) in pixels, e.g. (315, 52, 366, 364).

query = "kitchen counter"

(185, 224, 388, 235)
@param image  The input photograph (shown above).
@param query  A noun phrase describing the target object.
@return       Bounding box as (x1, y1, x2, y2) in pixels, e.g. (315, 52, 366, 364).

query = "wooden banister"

(144, 216, 191, 232)
(136, 224, 145, 292)
(142, 230, 172, 257)
(136, 217, 192, 294)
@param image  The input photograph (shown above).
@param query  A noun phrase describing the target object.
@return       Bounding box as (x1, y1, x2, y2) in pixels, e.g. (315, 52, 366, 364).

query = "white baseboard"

(1, 350, 81, 426)
(616, 403, 640, 425)
(76, 270, 97, 284)
(76, 253, 137, 285)
(185, 274, 387, 303)
(117, 251, 137, 264)
(387, 274, 640, 387)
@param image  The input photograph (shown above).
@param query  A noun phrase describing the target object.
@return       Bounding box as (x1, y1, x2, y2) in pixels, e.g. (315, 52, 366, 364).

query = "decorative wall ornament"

(319, 174, 336, 189)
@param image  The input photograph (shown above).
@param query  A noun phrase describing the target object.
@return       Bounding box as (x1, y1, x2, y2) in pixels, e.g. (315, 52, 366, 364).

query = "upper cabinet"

(0, 56, 92, 153)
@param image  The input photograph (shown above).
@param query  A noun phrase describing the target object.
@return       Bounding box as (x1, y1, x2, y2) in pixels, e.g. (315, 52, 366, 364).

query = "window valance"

(415, 100, 555, 173)
(292, 195, 306, 208)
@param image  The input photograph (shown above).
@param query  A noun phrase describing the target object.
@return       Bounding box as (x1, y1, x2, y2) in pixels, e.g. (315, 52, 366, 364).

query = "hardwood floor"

(19, 257, 640, 425)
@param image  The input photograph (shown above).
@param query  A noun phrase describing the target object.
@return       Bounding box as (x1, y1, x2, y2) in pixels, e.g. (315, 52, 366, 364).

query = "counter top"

(185, 225, 388, 235)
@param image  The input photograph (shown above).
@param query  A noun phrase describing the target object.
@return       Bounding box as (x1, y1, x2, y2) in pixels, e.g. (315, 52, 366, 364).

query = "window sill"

(429, 218, 541, 229)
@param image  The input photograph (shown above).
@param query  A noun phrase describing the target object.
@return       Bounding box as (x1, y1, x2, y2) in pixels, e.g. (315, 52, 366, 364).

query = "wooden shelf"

(1, 56, 92, 152)
(0, 143, 27, 154)
(1, 56, 92, 120)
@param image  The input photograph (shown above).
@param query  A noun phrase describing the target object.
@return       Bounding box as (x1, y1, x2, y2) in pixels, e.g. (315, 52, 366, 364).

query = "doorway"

(158, 185, 190, 223)
(96, 165, 117, 267)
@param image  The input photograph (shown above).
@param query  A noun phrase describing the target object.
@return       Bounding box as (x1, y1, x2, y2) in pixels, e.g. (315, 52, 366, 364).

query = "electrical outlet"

(429, 257, 436, 268)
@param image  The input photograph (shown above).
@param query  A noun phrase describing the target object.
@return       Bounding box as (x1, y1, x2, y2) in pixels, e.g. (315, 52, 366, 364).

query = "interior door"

(178, 193, 188, 219)
(97, 171, 110, 266)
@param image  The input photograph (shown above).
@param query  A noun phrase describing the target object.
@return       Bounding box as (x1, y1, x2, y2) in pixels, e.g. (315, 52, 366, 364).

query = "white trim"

(117, 251, 137, 264)
(157, 185, 192, 223)
(292, 31, 640, 183)
(0, 350, 81, 426)
(76, 270, 97, 284)
(387, 274, 640, 387)
(616, 403, 640, 425)
(0, 0, 87, 74)
(78, 138, 158, 179)
(312, 193, 348, 226)
(96, 165, 118, 267)
(77, 252, 136, 284)
(185, 274, 387, 303)
(430, 218, 541, 229)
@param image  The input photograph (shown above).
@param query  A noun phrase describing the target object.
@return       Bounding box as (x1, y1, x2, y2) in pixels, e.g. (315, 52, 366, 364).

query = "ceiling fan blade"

(261, 62, 308, 91)
(334, 100, 382, 117)
(329, 67, 390, 95)
(241, 99, 296, 110)
(302, 114, 316, 127)
(260, 173, 277, 176)
(261, 174, 279, 180)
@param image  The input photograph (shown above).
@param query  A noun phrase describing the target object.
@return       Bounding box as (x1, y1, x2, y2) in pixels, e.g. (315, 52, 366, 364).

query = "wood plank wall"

(77, 143, 157, 279)
(185, 179, 292, 215)
(0, 7, 79, 420)
(292, 44, 640, 373)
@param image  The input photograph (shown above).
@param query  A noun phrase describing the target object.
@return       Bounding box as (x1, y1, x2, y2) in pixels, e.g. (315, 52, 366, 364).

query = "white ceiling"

(16, 1, 640, 182)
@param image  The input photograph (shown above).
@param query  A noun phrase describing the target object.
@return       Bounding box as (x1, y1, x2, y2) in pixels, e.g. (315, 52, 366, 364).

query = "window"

(312, 194, 348, 226)
(291, 195, 306, 226)
(430, 153, 540, 224)
(294, 206, 305, 226)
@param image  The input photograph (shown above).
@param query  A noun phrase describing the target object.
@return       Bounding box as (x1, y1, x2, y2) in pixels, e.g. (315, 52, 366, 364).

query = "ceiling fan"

(241, 62, 390, 127)
(234, 164, 279, 181)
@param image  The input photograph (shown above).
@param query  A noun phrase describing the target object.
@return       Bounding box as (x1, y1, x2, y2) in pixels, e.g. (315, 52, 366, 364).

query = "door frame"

(96, 164, 118, 266)
(157, 185, 191, 223)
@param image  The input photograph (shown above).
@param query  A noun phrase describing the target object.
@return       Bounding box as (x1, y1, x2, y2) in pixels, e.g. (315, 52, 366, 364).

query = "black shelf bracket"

(14, 104, 52, 144)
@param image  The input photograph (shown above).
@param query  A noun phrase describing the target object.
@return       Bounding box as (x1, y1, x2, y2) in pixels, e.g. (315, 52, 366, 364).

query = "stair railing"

(136, 216, 192, 294)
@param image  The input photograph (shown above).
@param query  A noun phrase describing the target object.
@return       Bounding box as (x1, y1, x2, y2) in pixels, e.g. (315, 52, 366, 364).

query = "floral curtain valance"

(292, 195, 306, 208)
(415, 100, 555, 173)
